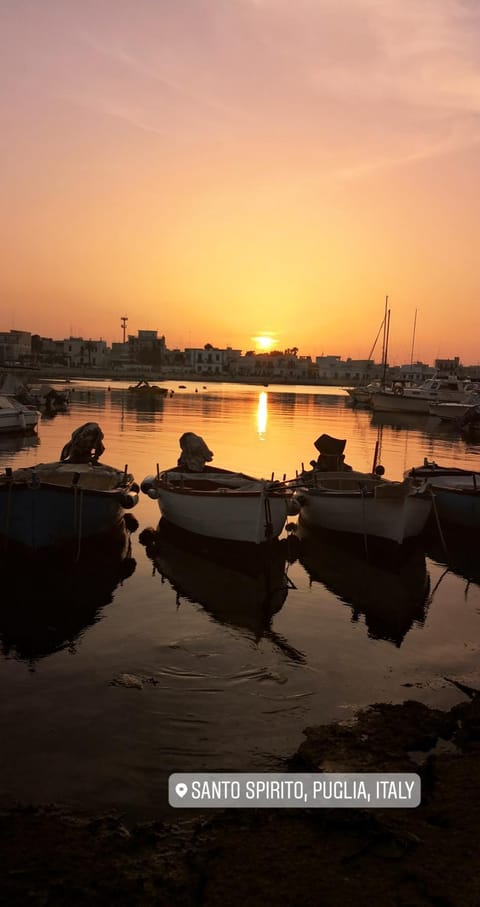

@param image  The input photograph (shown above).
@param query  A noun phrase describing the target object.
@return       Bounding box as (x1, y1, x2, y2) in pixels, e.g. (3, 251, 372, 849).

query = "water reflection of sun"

(257, 391, 268, 438)
(253, 335, 275, 351)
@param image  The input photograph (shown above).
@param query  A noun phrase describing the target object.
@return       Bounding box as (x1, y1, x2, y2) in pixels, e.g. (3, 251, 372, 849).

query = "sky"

(1, 0, 480, 364)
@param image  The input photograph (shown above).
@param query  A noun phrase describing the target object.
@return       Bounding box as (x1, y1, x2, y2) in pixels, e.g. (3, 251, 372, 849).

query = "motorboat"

(344, 382, 382, 407)
(141, 432, 292, 544)
(371, 372, 479, 414)
(429, 394, 480, 422)
(294, 435, 432, 547)
(19, 383, 71, 414)
(0, 422, 139, 555)
(0, 395, 39, 434)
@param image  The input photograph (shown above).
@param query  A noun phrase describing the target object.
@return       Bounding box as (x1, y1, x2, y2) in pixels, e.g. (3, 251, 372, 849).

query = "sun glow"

(253, 335, 276, 351)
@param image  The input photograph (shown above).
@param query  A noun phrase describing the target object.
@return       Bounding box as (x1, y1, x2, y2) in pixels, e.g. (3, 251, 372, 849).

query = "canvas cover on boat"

(60, 423, 105, 463)
(177, 432, 214, 471)
(314, 434, 347, 456)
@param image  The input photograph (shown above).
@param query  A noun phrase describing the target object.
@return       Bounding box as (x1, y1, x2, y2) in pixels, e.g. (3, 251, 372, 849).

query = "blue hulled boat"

(406, 461, 480, 531)
(0, 423, 139, 556)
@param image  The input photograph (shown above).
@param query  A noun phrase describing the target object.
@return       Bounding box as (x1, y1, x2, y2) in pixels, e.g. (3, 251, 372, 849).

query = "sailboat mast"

(381, 295, 390, 388)
(409, 308, 418, 367)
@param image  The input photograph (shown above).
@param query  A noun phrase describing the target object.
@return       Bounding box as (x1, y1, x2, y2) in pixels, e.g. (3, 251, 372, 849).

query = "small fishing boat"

(141, 432, 292, 544)
(0, 395, 39, 434)
(20, 383, 71, 414)
(405, 459, 480, 531)
(128, 378, 168, 397)
(294, 435, 431, 546)
(0, 423, 139, 555)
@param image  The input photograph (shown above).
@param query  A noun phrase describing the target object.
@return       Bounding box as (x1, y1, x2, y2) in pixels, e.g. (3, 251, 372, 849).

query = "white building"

(63, 337, 108, 367)
(185, 345, 242, 374)
(315, 356, 380, 384)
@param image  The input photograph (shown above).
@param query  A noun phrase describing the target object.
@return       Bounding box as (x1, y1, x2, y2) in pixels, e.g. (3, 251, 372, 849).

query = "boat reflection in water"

(140, 519, 304, 659)
(425, 529, 480, 590)
(298, 525, 430, 647)
(0, 521, 136, 666)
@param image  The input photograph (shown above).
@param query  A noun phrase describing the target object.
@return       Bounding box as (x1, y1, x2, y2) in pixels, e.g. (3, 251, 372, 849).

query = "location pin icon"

(175, 782, 188, 798)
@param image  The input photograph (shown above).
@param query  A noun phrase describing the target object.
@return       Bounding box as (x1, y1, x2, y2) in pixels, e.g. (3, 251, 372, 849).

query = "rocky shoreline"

(2, 692, 480, 906)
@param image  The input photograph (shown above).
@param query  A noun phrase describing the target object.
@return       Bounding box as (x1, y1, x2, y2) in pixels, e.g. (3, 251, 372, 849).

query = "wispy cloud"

(80, 30, 244, 122)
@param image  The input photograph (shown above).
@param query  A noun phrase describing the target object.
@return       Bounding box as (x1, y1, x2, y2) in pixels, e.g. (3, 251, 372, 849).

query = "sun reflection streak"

(257, 391, 268, 438)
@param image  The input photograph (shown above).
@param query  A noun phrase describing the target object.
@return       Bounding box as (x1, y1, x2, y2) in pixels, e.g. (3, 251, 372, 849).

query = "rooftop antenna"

(121, 315, 128, 344)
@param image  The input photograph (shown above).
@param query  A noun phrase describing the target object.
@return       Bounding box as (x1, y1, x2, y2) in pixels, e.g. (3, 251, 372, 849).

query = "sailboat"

(344, 302, 389, 407)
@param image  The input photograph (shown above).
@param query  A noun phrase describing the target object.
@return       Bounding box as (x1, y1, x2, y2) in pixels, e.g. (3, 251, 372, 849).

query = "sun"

(253, 334, 276, 352)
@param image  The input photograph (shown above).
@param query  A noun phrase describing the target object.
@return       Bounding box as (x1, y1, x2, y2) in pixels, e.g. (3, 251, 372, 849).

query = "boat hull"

(429, 402, 472, 421)
(298, 485, 431, 545)
(153, 485, 288, 544)
(0, 410, 39, 434)
(371, 392, 439, 414)
(406, 464, 480, 531)
(0, 463, 138, 553)
(431, 487, 480, 530)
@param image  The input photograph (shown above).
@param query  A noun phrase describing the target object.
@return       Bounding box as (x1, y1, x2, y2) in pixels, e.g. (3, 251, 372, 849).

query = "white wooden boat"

(141, 465, 290, 544)
(296, 471, 431, 545)
(0, 395, 39, 434)
(142, 432, 292, 544)
(293, 432, 431, 546)
(0, 423, 139, 555)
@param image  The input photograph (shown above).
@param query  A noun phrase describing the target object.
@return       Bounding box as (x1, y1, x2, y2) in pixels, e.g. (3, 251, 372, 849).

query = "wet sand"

(2, 689, 480, 906)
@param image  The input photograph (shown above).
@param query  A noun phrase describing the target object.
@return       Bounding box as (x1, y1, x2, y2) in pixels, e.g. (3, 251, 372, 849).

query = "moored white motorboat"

(344, 382, 382, 407)
(0, 423, 139, 555)
(141, 432, 292, 544)
(429, 393, 480, 422)
(0, 395, 39, 434)
(371, 373, 479, 414)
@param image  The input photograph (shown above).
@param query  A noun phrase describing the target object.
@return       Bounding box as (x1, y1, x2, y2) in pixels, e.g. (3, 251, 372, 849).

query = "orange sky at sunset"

(1, 0, 479, 364)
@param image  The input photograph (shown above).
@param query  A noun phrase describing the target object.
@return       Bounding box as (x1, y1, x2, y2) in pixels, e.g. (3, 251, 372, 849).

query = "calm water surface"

(1, 380, 479, 818)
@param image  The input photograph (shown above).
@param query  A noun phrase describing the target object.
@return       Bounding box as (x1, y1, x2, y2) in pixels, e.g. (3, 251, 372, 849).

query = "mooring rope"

(75, 487, 84, 562)
(429, 486, 449, 559)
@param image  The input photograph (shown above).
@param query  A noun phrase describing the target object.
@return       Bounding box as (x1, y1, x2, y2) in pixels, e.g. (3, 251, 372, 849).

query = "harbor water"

(1, 380, 479, 819)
